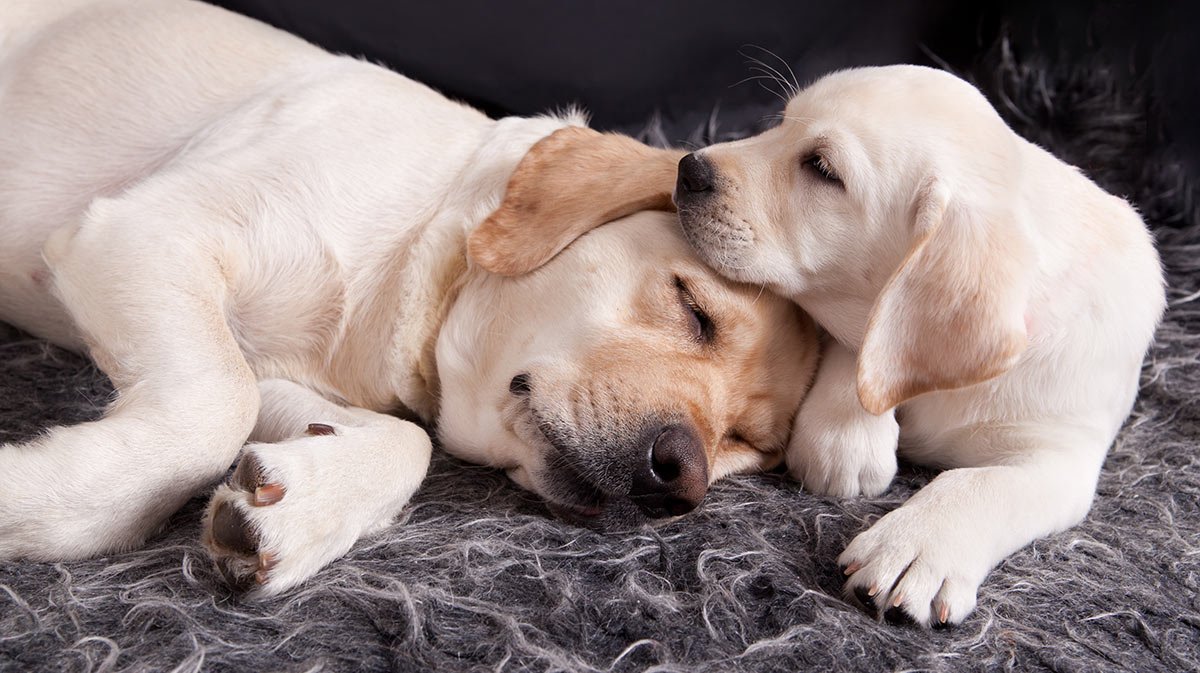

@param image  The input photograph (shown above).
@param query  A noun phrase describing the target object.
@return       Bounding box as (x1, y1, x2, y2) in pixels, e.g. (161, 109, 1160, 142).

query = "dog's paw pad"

(851, 584, 879, 619)
(883, 604, 915, 626)
(205, 494, 280, 591)
(210, 499, 257, 554)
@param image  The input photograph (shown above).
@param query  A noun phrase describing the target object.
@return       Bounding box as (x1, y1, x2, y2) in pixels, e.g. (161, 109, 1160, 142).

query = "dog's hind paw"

(203, 444, 291, 591)
(202, 418, 430, 596)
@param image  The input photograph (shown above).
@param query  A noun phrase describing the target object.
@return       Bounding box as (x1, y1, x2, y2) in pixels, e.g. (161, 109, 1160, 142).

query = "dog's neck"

(793, 285, 876, 353)
(321, 114, 581, 422)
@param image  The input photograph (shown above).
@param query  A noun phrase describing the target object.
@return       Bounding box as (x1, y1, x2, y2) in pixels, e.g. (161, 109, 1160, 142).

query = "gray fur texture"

(2, 50, 1198, 672)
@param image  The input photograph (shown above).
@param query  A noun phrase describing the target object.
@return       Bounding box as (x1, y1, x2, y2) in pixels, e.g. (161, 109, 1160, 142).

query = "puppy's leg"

(838, 425, 1107, 626)
(787, 339, 898, 497)
(204, 379, 432, 595)
(0, 200, 259, 559)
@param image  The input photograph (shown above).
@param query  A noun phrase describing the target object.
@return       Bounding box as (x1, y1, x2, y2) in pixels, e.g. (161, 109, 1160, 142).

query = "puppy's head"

(675, 65, 1035, 412)
(437, 128, 818, 530)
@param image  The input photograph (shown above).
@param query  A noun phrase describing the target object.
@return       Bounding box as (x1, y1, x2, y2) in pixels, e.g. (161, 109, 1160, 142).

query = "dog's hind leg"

(203, 379, 432, 594)
(0, 195, 260, 560)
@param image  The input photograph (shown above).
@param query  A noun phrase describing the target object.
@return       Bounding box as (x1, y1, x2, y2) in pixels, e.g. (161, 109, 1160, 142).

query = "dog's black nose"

(676, 153, 716, 199)
(630, 425, 708, 518)
(509, 373, 532, 396)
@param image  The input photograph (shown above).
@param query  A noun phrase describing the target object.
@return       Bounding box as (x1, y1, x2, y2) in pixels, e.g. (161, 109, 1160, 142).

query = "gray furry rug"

(2, 51, 1199, 672)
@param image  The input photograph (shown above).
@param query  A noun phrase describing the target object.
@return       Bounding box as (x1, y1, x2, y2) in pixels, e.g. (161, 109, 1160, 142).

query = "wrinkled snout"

(629, 424, 708, 518)
(674, 152, 717, 206)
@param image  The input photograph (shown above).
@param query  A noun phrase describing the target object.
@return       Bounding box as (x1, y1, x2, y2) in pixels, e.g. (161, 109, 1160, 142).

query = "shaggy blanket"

(1, 48, 1198, 673)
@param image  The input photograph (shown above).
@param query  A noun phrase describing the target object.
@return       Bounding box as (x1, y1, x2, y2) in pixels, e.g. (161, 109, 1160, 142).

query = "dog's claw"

(933, 602, 952, 628)
(211, 500, 257, 554)
(253, 482, 286, 506)
(306, 422, 335, 436)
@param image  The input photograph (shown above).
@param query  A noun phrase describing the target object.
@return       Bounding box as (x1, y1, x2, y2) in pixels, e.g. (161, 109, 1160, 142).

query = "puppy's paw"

(787, 411, 898, 498)
(837, 505, 987, 627)
(203, 420, 430, 595)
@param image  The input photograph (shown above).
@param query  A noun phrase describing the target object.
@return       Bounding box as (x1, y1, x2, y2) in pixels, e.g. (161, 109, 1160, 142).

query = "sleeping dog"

(485, 65, 1166, 626)
(0, 0, 818, 593)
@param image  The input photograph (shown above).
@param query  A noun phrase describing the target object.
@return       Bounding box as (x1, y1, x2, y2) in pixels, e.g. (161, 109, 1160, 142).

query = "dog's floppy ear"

(469, 126, 686, 276)
(856, 178, 1033, 414)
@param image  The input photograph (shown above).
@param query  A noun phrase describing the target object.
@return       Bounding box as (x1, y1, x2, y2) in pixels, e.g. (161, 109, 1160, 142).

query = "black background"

(204, 1, 1197, 171)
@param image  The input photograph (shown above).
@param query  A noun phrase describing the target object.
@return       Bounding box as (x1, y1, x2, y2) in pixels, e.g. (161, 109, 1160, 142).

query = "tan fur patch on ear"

(469, 126, 686, 276)
(856, 179, 1030, 414)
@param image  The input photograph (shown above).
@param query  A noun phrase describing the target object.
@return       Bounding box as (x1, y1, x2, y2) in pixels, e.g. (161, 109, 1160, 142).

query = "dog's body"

(0, 0, 818, 593)
(673, 66, 1165, 625)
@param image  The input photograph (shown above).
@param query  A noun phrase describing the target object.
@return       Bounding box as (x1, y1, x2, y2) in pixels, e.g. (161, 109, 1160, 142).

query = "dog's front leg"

(837, 426, 1108, 626)
(203, 379, 432, 595)
(787, 339, 899, 497)
(0, 202, 260, 559)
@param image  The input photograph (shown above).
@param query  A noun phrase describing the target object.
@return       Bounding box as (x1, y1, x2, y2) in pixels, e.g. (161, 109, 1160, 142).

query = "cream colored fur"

(676, 65, 1166, 626)
(0, 0, 816, 594)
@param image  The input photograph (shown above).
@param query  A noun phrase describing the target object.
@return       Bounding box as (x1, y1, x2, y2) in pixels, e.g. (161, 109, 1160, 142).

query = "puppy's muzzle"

(675, 153, 717, 206)
(629, 425, 708, 518)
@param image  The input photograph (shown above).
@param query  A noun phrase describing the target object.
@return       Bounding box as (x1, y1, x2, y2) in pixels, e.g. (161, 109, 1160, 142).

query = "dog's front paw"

(203, 419, 430, 595)
(837, 504, 988, 627)
(787, 409, 898, 498)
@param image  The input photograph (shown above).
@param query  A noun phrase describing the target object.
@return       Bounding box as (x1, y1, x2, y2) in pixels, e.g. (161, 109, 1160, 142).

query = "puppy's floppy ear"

(469, 126, 686, 276)
(856, 178, 1033, 414)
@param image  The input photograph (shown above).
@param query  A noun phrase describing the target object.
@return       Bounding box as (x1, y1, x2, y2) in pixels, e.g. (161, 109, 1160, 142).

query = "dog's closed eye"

(675, 276, 715, 345)
(802, 154, 841, 185)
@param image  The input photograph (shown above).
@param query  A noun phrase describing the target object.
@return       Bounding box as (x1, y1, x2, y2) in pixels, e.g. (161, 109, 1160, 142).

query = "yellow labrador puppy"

(0, 0, 818, 593)
(669, 66, 1165, 625)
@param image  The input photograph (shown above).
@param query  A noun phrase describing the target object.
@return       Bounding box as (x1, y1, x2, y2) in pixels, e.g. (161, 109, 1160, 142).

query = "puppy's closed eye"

(802, 154, 841, 186)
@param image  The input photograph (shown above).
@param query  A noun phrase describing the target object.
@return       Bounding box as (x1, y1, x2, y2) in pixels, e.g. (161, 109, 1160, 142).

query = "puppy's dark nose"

(676, 153, 716, 200)
(630, 425, 709, 518)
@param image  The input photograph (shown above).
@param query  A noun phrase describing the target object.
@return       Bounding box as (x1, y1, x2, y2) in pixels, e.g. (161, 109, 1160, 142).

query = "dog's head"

(674, 65, 1035, 413)
(436, 127, 818, 530)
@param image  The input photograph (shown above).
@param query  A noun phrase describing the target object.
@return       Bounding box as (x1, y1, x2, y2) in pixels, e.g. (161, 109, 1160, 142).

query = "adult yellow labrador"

(0, 0, 818, 593)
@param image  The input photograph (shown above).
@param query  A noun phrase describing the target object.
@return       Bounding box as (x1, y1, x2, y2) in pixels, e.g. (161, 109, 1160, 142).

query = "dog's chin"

(543, 496, 653, 531)
(531, 462, 664, 532)
(676, 211, 757, 283)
